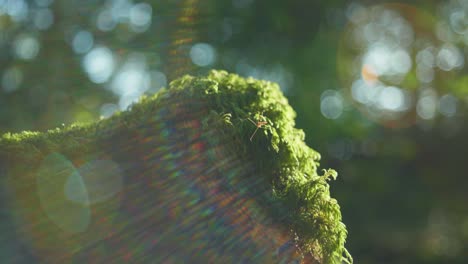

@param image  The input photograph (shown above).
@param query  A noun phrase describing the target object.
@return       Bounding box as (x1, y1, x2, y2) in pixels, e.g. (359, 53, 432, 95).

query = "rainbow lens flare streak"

(1, 99, 306, 263)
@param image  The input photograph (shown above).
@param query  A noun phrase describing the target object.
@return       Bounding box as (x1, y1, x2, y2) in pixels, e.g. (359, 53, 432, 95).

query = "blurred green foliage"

(1, 0, 468, 263)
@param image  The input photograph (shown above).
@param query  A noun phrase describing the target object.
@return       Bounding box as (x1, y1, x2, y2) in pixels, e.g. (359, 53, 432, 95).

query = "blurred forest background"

(1, 0, 468, 263)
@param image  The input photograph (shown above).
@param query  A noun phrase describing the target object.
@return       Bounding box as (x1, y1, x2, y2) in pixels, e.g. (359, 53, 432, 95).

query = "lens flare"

(4, 95, 309, 263)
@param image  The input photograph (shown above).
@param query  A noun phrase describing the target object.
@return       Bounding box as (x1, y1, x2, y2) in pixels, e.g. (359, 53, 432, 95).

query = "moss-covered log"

(0, 70, 352, 263)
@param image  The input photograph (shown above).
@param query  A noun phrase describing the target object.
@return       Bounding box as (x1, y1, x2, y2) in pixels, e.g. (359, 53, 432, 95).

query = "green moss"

(163, 71, 352, 263)
(0, 70, 351, 263)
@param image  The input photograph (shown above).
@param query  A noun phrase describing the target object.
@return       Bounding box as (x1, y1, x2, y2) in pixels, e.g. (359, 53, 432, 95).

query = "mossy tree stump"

(0, 71, 352, 263)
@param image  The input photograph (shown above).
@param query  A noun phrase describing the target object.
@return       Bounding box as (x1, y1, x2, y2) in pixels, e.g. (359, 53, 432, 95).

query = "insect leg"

(247, 118, 257, 126)
(250, 127, 259, 141)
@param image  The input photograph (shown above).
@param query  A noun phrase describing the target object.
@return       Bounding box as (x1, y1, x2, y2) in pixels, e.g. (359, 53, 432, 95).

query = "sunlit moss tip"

(163, 70, 352, 263)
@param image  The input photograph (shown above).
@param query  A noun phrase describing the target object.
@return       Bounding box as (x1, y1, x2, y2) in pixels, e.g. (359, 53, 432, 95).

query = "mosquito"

(247, 115, 268, 141)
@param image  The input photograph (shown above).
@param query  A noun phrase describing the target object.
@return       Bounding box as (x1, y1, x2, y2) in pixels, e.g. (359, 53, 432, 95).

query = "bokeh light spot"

(417, 89, 437, 120)
(110, 54, 150, 109)
(96, 10, 116, 32)
(320, 90, 344, 119)
(72, 30, 94, 54)
(378, 86, 406, 111)
(362, 45, 411, 77)
(129, 2, 152, 32)
(361, 64, 378, 84)
(2, 67, 23, 93)
(351, 79, 379, 104)
(5, 0, 28, 22)
(439, 94, 457, 117)
(100, 103, 119, 118)
(415, 47, 436, 83)
(436, 44, 464, 71)
(33, 8, 54, 30)
(110, 0, 132, 23)
(362, 44, 391, 76)
(112, 68, 150, 96)
(416, 48, 436, 68)
(390, 49, 412, 75)
(449, 10, 467, 35)
(82, 46, 115, 84)
(190, 43, 216, 67)
(14, 34, 40, 60)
